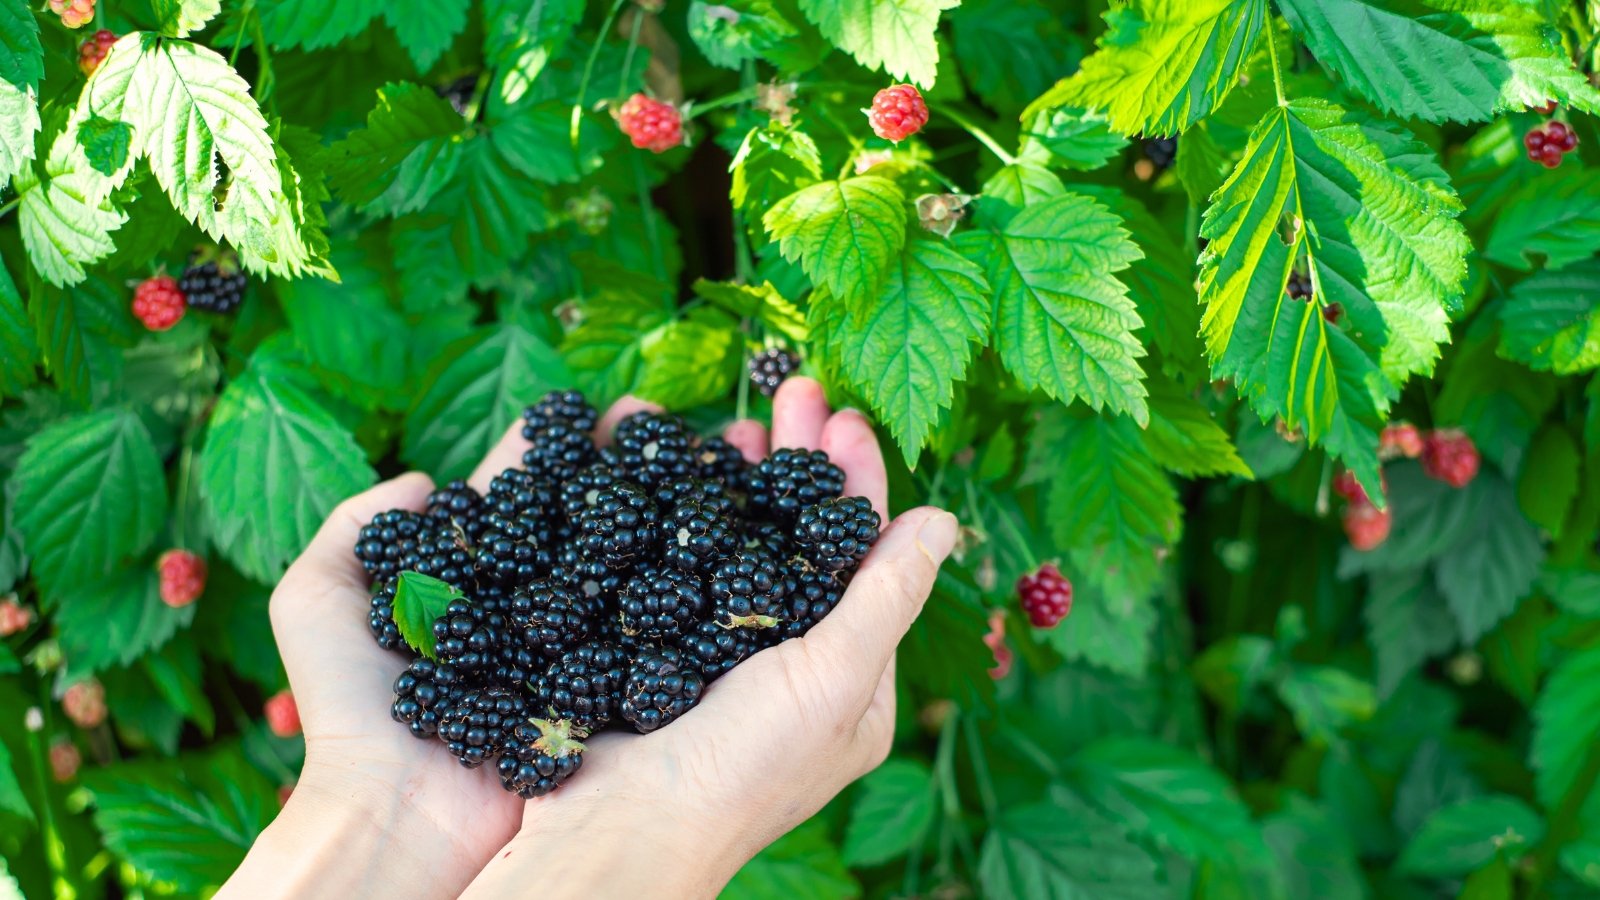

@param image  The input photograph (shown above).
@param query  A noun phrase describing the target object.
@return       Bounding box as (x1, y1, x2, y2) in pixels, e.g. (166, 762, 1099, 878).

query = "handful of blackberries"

(353, 391, 881, 797)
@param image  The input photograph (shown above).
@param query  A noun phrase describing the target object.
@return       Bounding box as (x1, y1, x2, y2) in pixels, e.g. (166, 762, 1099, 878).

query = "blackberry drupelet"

(390, 658, 465, 739)
(439, 686, 529, 768)
(369, 581, 402, 649)
(780, 570, 846, 640)
(354, 510, 426, 583)
(748, 347, 800, 397)
(433, 598, 509, 673)
(675, 620, 765, 680)
(621, 649, 705, 733)
(619, 566, 706, 639)
(653, 476, 736, 514)
(400, 520, 478, 590)
(522, 390, 598, 434)
(510, 583, 594, 659)
(532, 641, 630, 731)
(662, 498, 740, 573)
(709, 550, 789, 629)
(746, 449, 845, 520)
(742, 519, 795, 561)
(576, 481, 660, 566)
(794, 497, 880, 572)
(177, 247, 248, 313)
(521, 421, 596, 482)
(695, 436, 748, 483)
(611, 412, 696, 488)
(496, 718, 585, 797)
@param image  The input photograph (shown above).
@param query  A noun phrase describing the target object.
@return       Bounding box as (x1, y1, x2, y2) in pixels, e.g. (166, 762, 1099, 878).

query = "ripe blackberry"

(178, 247, 248, 314)
(662, 498, 739, 573)
(793, 497, 880, 573)
(390, 659, 465, 739)
(619, 566, 707, 639)
(779, 570, 846, 640)
(611, 413, 697, 488)
(532, 642, 631, 731)
(484, 468, 559, 521)
(523, 390, 598, 434)
(709, 551, 789, 629)
(1142, 137, 1177, 171)
(369, 581, 402, 649)
(354, 510, 427, 583)
(436, 74, 478, 117)
(433, 598, 510, 673)
(746, 449, 845, 520)
(496, 717, 585, 798)
(425, 479, 486, 537)
(654, 476, 736, 514)
(675, 620, 765, 680)
(1286, 272, 1313, 300)
(510, 583, 594, 659)
(576, 481, 660, 566)
(621, 649, 705, 733)
(560, 461, 621, 521)
(400, 520, 478, 590)
(1017, 564, 1072, 628)
(748, 348, 800, 397)
(522, 421, 597, 482)
(547, 542, 618, 603)
(439, 686, 529, 768)
(695, 437, 748, 484)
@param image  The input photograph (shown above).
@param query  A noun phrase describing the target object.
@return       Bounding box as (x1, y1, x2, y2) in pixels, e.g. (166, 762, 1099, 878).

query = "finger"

(769, 377, 830, 451)
(821, 409, 888, 522)
(469, 420, 529, 492)
(276, 472, 436, 603)
(723, 419, 768, 463)
(802, 507, 957, 689)
(595, 396, 663, 446)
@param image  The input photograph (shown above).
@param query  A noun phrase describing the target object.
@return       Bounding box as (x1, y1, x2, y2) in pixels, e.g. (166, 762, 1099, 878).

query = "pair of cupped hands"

(220, 379, 958, 899)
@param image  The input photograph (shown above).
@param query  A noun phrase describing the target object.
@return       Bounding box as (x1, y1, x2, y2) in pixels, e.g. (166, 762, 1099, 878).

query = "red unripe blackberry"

(265, 690, 301, 737)
(616, 93, 683, 153)
(1380, 422, 1424, 460)
(1525, 128, 1547, 152)
(78, 30, 117, 77)
(1017, 564, 1072, 628)
(49, 741, 81, 783)
(0, 597, 34, 636)
(131, 275, 186, 331)
(1342, 502, 1391, 551)
(157, 549, 207, 608)
(867, 84, 929, 142)
(1422, 429, 1480, 488)
(48, 0, 94, 28)
(984, 609, 1012, 680)
(62, 680, 106, 728)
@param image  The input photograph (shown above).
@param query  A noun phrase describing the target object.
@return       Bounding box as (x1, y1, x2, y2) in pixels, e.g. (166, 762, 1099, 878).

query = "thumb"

(799, 506, 958, 688)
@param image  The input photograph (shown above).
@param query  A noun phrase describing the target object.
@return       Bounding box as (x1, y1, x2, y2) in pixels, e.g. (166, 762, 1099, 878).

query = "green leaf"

(393, 572, 462, 660)
(1193, 635, 1276, 714)
(0, 0, 41, 184)
(692, 279, 807, 342)
(384, 0, 470, 70)
(83, 749, 276, 892)
(0, 254, 36, 398)
(976, 162, 1066, 226)
(1364, 569, 1457, 696)
(1141, 379, 1251, 478)
(1034, 410, 1180, 595)
(259, 0, 385, 51)
(817, 239, 990, 465)
(795, 0, 956, 88)
(561, 290, 671, 408)
(688, 0, 801, 70)
(484, 0, 584, 105)
(724, 819, 858, 900)
(492, 100, 614, 186)
(325, 82, 468, 215)
(142, 636, 214, 737)
(199, 358, 376, 583)
(1437, 329, 1561, 468)
(1045, 577, 1158, 678)
(634, 310, 741, 410)
(0, 736, 32, 827)
(1276, 666, 1377, 743)
(1280, 0, 1600, 124)
(950, 0, 1081, 113)
(1020, 107, 1129, 172)
(1066, 737, 1264, 862)
(54, 566, 195, 674)
(75, 114, 132, 177)
(1497, 259, 1600, 375)
(764, 176, 907, 304)
(1397, 795, 1545, 878)
(148, 0, 221, 37)
(1485, 171, 1600, 272)
(14, 410, 165, 596)
(1198, 99, 1469, 492)
(957, 192, 1147, 422)
(978, 793, 1161, 899)
(732, 125, 823, 228)
(14, 144, 128, 289)
(403, 322, 569, 481)
(1533, 645, 1600, 810)
(1433, 476, 1544, 644)
(277, 243, 409, 410)
(1518, 427, 1582, 537)
(1340, 463, 1488, 575)
(1029, 0, 1267, 136)
(841, 760, 936, 866)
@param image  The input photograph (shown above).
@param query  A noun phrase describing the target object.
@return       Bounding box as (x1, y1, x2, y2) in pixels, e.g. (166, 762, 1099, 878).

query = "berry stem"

(460, 71, 492, 125)
(570, 0, 630, 148)
(1266, 30, 1288, 106)
(631, 154, 669, 293)
(0, 198, 17, 221)
(617, 6, 644, 97)
(932, 104, 1016, 166)
(963, 714, 999, 821)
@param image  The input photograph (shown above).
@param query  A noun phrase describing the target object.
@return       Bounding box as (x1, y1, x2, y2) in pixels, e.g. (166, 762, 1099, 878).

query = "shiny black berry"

(793, 497, 879, 573)
(779, 570, 846, 640)
(390, 658, 465, 739)
(522, 390, 598, 434)
(746, 449, 845, 520)
(178, 247, 247, 314)
(619, 566, 706, 639)
(709, 551, 789, 628)
(748, 347, 800, 397)
(662, 498, 739, 573)
(496, 717, 585, 798)
(354, 510, 426, 584)
(576, 481, 660, 566)
(438, 686, 528, 768)
(621, 649, 705, 733)
(694, 436, 748, 484)
(675, 619, 767, 680)
(611, 412, 696, 488)
(533, 642, 631, 731)
(510, 583, 594, 659)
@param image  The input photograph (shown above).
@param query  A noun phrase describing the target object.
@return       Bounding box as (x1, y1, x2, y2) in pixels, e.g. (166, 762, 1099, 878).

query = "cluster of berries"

(354, 391, 881, 797)
(130, 248, 250, 331)
(78, 29, 117, 76)
(47, 0, 94, 28)
(748, 347, 800, 397)
(1336, 425, 1480, 551)
(1525, 121, 1579, 168)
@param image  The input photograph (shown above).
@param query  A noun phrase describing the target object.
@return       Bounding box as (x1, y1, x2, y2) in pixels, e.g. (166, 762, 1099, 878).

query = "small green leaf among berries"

(393, 571, 465, 660)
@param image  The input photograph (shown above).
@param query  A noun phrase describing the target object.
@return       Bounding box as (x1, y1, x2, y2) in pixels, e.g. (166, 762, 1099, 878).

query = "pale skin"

(219, 377, 958, 899)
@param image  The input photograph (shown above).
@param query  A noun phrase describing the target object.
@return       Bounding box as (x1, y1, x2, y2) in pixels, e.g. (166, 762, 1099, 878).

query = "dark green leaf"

(54, 565, 195, 675)
(978, 792, 1161, 899)
(0, 253, 37, 398)
(842, 760, 936, 866)
(724, 819, 857, 899)
(1397, 795, 1544, 878)
(394, 571, 461, 659)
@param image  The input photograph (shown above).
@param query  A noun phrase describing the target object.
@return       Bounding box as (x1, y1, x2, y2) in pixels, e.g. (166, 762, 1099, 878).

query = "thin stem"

(229, 0, 256, 67)
(985, 488, 1041, 572)
(173, 445, 195, 549)
(25, 695, 70, 894)
(935, 105, 1016, 166)
(1265, 32, 1288, 105)
(631, 153, 668, 294)
(0, 198, 18, 220)
(460, 71, 492, 125)
(735, 334, 752, 422)
(964, 716, 999, 821)
(617, 8, 644, 97)
(571, 0, 630, 147)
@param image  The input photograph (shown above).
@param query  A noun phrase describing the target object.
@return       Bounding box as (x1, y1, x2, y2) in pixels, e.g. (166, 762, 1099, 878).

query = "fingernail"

(917, 510, 959, 560)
